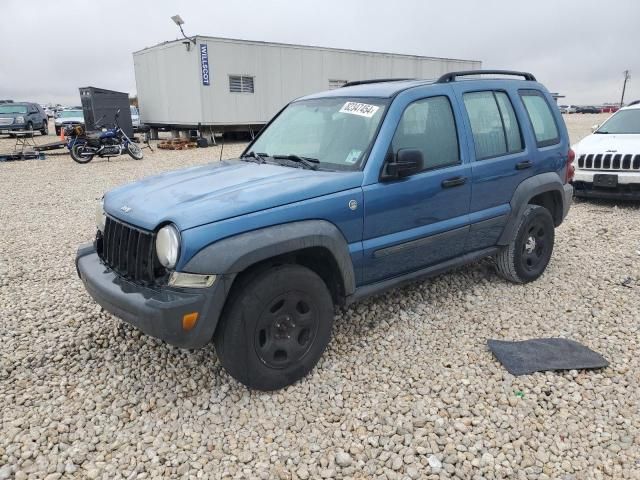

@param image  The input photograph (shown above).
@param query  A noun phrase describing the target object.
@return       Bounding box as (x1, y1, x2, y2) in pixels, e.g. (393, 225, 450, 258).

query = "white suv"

(572, 101, 640, 200)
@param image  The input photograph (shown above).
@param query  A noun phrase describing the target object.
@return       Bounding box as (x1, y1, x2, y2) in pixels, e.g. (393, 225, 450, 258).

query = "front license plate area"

(593, 174, 618, 188)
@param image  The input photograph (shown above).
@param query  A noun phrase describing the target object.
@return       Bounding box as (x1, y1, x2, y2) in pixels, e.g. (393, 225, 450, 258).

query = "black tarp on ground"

(488, 338, 609, 376)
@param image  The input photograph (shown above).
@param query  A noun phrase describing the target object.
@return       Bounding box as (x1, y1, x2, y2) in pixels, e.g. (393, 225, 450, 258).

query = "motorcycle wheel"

(126, 142, 144, 160)
(70, 143, 95, 164)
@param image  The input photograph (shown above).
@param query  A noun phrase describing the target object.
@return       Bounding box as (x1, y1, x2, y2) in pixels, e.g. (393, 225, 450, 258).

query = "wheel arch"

(183, 220, 356, 304)
(498, 172, 566, 245)
(528, 190, 563, 226)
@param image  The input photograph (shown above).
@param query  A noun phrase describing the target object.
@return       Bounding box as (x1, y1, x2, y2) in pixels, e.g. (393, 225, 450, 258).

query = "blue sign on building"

(200, 44, 210, 86)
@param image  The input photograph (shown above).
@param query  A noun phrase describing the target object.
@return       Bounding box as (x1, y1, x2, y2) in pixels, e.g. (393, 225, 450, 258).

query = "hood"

(104, 159, 363, 231)
(573, 133, 640, 155)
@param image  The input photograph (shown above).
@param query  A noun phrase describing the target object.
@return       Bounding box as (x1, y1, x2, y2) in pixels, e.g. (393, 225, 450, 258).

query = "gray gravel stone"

(335, 451, 352, 467)
(0, 117, 638, 478)
(428, 455, 442, 471)
(0, 466, 13, 480)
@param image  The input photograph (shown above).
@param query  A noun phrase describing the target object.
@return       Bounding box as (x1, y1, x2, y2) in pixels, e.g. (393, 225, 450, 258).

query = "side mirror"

(385, 148, 424, 179)
(591, 124, 599, 133)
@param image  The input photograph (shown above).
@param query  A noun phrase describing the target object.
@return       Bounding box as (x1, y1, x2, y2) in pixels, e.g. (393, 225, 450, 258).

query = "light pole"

(620, 70, 630, 108)
(171, 15, 196, 49)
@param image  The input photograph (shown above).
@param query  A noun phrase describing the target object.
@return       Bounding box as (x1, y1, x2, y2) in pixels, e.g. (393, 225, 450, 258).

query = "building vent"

(329, 79, 348, 89)
(229, 75, 255, 93)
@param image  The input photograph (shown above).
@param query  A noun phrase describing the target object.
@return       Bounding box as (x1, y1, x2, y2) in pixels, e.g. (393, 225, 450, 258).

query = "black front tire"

(495, 205, 555, 283)
(214, 264, 334, 390)
(126, 142, 144, 160)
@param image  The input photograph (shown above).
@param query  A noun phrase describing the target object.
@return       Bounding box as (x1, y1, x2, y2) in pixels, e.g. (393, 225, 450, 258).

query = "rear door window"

(494, 92, 522, 153)
(463, 91, 523, 160)
(520, 91, 560, 147)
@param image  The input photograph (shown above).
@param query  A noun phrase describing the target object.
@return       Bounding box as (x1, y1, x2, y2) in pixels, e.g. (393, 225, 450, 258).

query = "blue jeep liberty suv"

(77, 70, 574, 390)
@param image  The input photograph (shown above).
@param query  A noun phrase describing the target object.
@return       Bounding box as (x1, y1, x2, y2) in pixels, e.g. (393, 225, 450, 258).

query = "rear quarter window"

(519, 90, 560, 147)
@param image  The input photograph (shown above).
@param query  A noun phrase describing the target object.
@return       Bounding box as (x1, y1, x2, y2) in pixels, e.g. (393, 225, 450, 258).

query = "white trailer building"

(133, 36, 481, 139)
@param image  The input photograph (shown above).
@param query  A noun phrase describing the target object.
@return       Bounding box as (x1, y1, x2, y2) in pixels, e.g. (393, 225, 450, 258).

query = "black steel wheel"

(521, 218, 551, 273)
(495, 205, 555, 283)
(215, 264, 334, 390)
(254, 291, 320, 369)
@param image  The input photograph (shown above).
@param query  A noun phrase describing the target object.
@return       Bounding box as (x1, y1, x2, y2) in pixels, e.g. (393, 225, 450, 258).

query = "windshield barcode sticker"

(339, 102, 379, 118)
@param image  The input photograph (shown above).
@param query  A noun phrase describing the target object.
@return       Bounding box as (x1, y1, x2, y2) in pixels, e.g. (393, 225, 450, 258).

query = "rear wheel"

(214, 264, 334, 390)
(70, 143, 94, 164)
(40, 119, 48, 136)
(495, 205, 555, 283)
(126, 142, 143, 160)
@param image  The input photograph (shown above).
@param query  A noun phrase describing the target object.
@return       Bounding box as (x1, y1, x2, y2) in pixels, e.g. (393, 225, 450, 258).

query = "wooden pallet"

(157, 139, 197, 150)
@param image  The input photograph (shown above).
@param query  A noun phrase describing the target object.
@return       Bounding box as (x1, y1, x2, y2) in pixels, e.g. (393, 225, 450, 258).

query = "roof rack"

(341, 78, 414, 87)
(436, 70, 537, 83)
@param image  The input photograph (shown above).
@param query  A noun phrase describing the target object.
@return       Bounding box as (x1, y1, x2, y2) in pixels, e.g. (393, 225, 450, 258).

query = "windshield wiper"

(272, 154, 320, 170)
(594, 130, 608, 134)
(240, 151, 268, 163)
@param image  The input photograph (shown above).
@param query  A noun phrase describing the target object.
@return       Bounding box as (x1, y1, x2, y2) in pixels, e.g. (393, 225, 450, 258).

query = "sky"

(0, 0, 638, 106)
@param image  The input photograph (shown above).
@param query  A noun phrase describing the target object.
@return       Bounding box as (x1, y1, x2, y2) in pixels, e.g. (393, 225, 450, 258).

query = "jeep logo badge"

(348, 199, 358, 211)
(120, 205, 132, 213)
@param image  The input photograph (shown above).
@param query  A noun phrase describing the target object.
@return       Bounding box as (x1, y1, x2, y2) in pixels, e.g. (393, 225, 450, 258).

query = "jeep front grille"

(0, 118, 14, 126)
(97, 216, 164, 284)
(577, 153, 640, 171)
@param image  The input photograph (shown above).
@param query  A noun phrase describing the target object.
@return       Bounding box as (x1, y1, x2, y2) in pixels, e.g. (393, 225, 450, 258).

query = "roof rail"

(436, 70, 537, 83)
(341, 78, 414, 87)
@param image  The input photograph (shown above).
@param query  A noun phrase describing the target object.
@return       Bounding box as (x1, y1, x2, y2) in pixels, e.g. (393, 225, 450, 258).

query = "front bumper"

(0, 123, 27, 133)
(55, 122, 83, 131)
(573, 170, 640, 200)
(76, 243, 231, 349)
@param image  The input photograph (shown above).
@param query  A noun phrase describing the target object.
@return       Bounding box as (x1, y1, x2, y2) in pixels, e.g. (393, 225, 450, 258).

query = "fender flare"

(498, 172, 566, 245)
(183, 220, 356, 296)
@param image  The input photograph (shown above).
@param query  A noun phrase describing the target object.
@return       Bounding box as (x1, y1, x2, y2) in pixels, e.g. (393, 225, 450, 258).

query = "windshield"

(0, 105, 27, 114)
(597, 109, 640, 134)
(60, 110, 83, 118)
(248, 97, 388, 170)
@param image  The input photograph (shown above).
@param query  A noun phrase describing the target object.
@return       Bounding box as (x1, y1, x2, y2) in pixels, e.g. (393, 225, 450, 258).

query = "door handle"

(516, 160, 533, 170)
(441, 176, 467, 188)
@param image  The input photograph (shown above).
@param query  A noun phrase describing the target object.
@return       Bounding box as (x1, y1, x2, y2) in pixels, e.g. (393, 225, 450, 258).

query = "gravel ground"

(1, 114, 639, 479)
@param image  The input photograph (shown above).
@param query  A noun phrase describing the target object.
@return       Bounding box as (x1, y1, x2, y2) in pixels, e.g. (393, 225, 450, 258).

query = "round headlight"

(96, 199, 106, 232)
(156, 224, 180, 269)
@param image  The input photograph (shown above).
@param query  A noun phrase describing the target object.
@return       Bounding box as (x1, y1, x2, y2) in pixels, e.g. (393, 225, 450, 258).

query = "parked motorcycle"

(67, 110, 143, 164)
